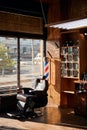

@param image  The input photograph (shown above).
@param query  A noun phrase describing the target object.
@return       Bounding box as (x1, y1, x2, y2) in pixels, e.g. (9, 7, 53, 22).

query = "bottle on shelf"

(82, 72, 87, 81)
(63, 41, 68, 46)
(74, 39, 79, 46)
(68, 40, 73, 46)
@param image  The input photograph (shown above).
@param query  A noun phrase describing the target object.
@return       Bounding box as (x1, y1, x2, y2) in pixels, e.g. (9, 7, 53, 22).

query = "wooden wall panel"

(60, 0, 87, 20)
(47, 0, 61, 40)
(68, 0, 87, 19)
(47, 28, 61, 40)
(47, 58, 61, 106)
(0, 11, 43, 34)
(47, 1, 61, 24)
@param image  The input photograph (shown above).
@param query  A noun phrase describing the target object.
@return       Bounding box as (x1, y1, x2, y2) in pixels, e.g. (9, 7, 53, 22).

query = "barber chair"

(16, 77, 48, 118)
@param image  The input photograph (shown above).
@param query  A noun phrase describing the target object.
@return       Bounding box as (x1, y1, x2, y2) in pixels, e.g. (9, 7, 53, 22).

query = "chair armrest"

(32, 90, 48, 96)
(22, 88, 34, 94)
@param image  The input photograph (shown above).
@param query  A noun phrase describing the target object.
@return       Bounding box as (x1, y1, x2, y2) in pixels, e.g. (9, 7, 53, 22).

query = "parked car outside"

(34, 53, 41, 64)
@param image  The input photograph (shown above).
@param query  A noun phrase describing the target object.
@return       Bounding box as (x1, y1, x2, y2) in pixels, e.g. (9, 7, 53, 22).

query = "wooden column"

(47, 58, 61, 107)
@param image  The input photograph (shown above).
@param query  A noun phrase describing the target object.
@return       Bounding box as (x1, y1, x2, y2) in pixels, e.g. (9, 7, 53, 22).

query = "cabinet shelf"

(61, 76, 79, 79)
(61, 61, 79, 63)
(62, 90, 74, 94)
(74, 80, 87, 84)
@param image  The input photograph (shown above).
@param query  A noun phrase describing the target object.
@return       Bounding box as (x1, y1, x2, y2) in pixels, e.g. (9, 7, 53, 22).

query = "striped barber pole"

(44, 60, 49, 80)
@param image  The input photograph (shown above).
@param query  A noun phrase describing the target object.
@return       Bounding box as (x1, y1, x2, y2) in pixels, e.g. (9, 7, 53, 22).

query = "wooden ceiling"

(0, 0, 51, 17)
(0, 0, 60, 16)
(34, 0, 59, 4)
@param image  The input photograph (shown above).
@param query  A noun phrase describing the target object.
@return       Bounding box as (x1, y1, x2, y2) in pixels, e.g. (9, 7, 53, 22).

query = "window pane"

(0, 37, 17, 87)
(20, 38, 43, 88)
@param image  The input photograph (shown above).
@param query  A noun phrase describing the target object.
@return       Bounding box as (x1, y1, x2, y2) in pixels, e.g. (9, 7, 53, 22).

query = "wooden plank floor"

(0, 118, 83, 130)
(0, 106, 87, 130)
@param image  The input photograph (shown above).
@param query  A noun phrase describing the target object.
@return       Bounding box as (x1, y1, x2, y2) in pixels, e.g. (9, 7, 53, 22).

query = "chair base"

(15, 109, 42, 119)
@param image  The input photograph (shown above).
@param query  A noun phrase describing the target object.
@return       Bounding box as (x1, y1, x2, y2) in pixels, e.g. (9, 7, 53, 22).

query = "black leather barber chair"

(16, 76, 48, 118)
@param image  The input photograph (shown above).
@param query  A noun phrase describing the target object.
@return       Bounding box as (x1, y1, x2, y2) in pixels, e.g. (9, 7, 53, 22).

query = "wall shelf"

(62, 90, 74, 94)
(60, 31, 87, 108)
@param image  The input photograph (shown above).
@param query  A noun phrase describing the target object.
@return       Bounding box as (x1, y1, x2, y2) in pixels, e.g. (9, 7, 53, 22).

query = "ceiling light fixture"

(47, 18, 87, 30)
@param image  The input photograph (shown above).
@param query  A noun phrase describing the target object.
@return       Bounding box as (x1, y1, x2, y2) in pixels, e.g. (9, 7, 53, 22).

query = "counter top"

(74, 80, 87, 84)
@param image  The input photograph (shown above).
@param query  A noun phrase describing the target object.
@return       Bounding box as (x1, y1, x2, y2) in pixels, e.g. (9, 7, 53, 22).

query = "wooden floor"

(0, 106, 87, 130)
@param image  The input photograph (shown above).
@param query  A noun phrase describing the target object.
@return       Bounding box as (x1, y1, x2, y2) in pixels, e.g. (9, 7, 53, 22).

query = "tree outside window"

(0, 44, 16, 76)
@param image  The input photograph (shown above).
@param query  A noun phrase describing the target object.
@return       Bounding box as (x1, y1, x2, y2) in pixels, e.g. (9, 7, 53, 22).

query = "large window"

(0, 36, 44, 88)
(20, 38, 44, 88)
